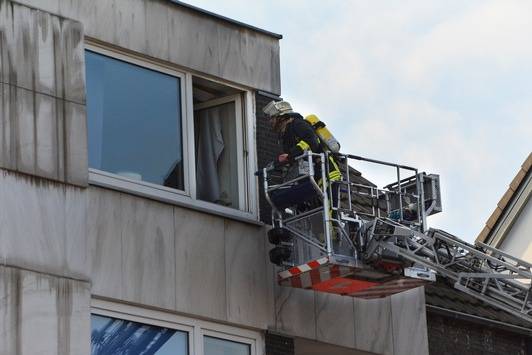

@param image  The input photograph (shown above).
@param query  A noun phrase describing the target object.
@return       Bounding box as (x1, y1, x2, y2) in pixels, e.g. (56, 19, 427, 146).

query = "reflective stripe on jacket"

(281, 116, 342, 181)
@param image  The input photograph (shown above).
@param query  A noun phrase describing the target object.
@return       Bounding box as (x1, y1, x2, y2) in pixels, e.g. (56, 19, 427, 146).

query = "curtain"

(196, 106, 225, 203)
(195, 102, 238, 207)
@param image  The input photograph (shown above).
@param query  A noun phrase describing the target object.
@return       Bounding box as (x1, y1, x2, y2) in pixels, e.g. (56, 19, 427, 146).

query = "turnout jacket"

(281, 115, 341, 181)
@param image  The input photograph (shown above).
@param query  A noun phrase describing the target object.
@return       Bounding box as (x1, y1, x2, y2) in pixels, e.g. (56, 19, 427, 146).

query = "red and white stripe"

(277, 258, 431, 298)
(278, 257, 329, 280)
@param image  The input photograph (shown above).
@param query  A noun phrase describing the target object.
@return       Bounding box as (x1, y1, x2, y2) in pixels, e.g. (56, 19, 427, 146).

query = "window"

(204, 336, 250, 355)
(193, 77, 245, 210)
(91, 300, 262, 355)
(85, 45, 257, 219)
(91, 314, 188, 355)
(86, 50, 184, 190)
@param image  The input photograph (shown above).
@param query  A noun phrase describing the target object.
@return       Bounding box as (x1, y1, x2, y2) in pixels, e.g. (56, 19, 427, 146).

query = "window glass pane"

(195, 102, 239, 208)
(204, 336, 250, 355)
(86, 50, 184, 190)
(91, 314, 188, 355)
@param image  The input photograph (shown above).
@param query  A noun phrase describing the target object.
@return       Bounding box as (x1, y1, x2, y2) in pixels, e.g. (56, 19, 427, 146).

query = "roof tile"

(522, 152, 532, 172)
(510, 169, 526, 191)
(485, 207, 502, 229)
(425, 281, 532, 329)
(497, 188, 516, 210)
(476, 226, 491, 243)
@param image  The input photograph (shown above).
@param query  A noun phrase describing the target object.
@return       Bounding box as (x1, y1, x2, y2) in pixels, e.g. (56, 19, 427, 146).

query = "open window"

(192, 77, 247, 211)
(85, 44, 257, 220)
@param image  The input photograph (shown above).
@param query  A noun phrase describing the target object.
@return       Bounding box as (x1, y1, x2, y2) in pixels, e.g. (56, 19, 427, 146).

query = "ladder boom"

(366, 218, 532, 323)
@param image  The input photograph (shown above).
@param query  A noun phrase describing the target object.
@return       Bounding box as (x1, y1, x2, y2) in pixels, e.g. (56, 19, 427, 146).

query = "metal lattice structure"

(260, 151, 532, 324)
(366, 219, 532, 322)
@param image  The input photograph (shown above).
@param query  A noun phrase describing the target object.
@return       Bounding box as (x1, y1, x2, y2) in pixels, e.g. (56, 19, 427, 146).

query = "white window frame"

(91, 299, 263, 355)
(193, 94, 246, 210)
(85, 42, 258, 223)
(202, 330, 258, 355)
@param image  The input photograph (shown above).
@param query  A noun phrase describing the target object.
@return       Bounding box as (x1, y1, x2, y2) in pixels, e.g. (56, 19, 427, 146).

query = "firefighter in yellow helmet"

(263, 100, 342, 205)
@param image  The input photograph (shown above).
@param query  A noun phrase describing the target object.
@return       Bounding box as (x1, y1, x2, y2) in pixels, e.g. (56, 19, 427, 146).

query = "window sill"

(89, 169, 263, 226)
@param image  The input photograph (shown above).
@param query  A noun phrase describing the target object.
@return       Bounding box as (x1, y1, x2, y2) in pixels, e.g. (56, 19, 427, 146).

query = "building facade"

(421, 152, 532, 355)
(0, 1, 429, 354)
(477, 153, 531, 261)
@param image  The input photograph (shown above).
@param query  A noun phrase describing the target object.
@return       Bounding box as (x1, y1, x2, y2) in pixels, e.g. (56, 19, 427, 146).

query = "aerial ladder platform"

(259, 152, 532, 324)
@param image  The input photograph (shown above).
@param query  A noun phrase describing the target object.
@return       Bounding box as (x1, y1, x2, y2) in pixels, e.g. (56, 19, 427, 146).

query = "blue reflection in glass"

(91, 314, 188, 355)
(85, 50, 184, 189)
(204, 336, 250, 355)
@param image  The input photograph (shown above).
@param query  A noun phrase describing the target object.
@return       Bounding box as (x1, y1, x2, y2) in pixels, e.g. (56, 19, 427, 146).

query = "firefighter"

(263, 100, 342, 205)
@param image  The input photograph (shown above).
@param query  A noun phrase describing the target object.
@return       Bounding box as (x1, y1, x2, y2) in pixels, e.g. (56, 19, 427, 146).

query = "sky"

(187, 0, 531, 242)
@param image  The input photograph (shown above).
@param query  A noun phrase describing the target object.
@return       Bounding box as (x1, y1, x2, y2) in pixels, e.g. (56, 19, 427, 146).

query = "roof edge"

(168, 1, 283, 40)
(476, 152, 532, 244)
(426, 304, 532, 336)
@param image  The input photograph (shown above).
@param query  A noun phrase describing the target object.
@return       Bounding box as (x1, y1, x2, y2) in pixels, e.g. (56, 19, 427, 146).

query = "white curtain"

(195, 102, 238, 207)
(196, 106, 225, 203)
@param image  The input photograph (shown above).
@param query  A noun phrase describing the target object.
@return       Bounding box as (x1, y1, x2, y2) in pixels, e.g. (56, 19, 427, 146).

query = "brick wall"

(427, 312, 531, 355)
(265, 332, 295, 355)
(255, 92, 282, 223)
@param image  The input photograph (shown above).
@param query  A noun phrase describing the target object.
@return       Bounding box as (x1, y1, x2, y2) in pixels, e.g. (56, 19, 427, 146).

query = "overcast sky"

(187, 0, 531, 242)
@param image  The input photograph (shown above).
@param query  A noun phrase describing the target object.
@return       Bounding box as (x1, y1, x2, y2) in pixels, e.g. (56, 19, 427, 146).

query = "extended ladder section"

(260, 152, 532, 324)
(366, 218, 532, 323)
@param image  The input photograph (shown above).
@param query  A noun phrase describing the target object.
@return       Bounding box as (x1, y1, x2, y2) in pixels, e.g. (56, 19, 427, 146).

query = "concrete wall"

(0, 265, 90, 355)
(275, 284, 428, 355)
(0, 170, 274, 327)
(0, 171, 88, 280)
(0, 0, 88, 186)
(88, 184, 275, 329)
(11, 0, 281, 95)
